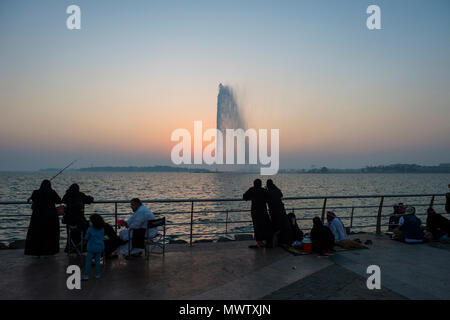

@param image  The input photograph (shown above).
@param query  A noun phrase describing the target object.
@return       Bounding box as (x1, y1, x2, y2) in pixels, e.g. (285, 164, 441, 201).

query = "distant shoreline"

(28, 163, 450, 174)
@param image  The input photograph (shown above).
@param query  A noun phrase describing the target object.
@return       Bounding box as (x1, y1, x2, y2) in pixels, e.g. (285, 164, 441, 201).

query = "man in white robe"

(119, 198, 158, 255)
(325, 211, 348, 243)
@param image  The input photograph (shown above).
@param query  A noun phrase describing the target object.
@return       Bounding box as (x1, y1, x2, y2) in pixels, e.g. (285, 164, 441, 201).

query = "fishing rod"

(49, 159, 78, 181)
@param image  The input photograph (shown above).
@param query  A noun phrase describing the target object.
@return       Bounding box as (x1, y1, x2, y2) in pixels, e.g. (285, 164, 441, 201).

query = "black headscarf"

(65, 183, 80, 195)
(39, 179, 52, 192)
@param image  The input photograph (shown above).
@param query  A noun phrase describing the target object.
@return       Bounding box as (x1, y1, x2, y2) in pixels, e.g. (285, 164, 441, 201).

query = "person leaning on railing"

(61, 183, 94, 253)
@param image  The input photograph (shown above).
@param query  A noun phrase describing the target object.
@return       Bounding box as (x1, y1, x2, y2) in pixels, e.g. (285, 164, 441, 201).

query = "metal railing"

(0, 193, 446, 245)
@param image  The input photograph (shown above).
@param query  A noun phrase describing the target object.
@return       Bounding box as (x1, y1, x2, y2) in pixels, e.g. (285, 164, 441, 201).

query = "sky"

(0, 0, 449, 170)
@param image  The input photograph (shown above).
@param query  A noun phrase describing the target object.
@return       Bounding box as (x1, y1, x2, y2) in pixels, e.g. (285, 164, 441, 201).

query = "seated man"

(325, 211, 364, 249)
(325, 211, 348, 243)
(118, 198, 157, 256)
(389, 203, 406, 231)
(398, 207, 424, 243)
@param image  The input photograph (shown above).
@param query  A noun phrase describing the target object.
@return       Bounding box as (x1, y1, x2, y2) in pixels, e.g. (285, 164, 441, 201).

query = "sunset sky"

(1, 0, 449, 170)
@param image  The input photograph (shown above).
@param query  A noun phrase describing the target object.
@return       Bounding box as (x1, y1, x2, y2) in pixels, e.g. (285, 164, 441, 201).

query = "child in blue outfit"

(82, 214, 105, 280)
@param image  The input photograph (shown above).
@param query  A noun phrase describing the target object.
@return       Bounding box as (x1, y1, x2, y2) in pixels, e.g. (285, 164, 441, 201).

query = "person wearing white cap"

(398, 206, 424, 243)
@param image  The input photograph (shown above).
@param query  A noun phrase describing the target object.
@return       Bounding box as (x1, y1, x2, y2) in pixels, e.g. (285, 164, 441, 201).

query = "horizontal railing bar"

(0, 193, 445, 205)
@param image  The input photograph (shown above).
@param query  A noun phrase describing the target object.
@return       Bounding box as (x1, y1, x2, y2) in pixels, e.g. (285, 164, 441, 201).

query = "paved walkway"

(331, 234, 450, 300)
(0, 234, 449, 300)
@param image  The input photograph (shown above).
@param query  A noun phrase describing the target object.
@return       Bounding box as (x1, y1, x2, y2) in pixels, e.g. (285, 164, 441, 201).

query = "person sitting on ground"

(103, 222, 123, 258)
(118, 198, 157, 256)
(325, 211, 348, 243)
(310, 217, 335, 257)
(61, 183, 94, 253)
(426, 207, 450, 241)
(398, 206, 424, 244)
(389, 203, 406, 231)
(243, 179, 274, 249)
(287, 212, 304, 243)
(325, 211, 365, 249)
(82, 214, 105, 280)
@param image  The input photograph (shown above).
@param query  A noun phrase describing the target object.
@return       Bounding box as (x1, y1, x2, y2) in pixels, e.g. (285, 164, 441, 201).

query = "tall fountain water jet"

(217, 83, 245, 132)
(216, 83, 251, 171)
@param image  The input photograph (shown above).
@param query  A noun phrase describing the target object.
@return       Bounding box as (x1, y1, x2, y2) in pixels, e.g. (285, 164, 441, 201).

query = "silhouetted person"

(243, 179, 273, 248)
(310, 217, 335, 256)
(426, 207, 450, 240)
(25, 180, 61, 256)
(287, 212, 304, 242)
(62, 183, 94, 253)
(446, 185, 450, 214)
(103, 222, 122, 258)
(266, 179, 295, 246)
(398, 207, 424, 243)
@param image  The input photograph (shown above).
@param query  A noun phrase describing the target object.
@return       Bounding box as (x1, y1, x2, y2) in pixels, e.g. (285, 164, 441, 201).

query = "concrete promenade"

(0, 234, 448, 300)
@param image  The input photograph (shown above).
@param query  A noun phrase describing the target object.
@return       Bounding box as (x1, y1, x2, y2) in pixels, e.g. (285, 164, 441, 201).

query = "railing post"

(321, 198, 327, 222)
(190, 201, 194, 246)
(376, 197, 384, 235)
(225, 210, 228, 235)
(429, 195, 435, 208)
(114, 202, 118, 232)
(350, 206, 354, 229)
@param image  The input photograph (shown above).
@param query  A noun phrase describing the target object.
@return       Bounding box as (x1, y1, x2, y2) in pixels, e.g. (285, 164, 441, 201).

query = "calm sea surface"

(0, 172, 449, 243)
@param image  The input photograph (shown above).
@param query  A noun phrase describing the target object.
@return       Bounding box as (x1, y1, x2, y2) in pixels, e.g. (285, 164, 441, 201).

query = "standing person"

(62, 183, 94, 253)
(243, 179, 273, 248)
(310, 217, 335, 256)
(265, 179, 295, 246)
(82, 214, 105, 280)
(25, 180, 62, 257)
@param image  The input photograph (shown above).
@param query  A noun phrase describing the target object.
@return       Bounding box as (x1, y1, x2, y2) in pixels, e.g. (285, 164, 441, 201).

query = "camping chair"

(145, 217, 166, 259)
(67, 225, 84, 256)
(127, 228, 146, 258)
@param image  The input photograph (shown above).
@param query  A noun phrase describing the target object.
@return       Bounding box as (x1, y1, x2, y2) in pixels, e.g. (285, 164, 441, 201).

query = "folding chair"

(127, 228, 146, 258)
(67, 225, 84, 256)
(145, 217, 166, 259)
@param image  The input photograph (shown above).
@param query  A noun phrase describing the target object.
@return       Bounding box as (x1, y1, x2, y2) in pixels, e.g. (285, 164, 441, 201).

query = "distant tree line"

(280, 163, 450, 174)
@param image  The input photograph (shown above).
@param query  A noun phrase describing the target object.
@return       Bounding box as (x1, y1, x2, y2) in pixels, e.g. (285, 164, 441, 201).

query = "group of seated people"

(308, 211, 365, 256)
(62, 184, 157, 259)
(389, 203, 450, 243)
(242, 179, 367, 255)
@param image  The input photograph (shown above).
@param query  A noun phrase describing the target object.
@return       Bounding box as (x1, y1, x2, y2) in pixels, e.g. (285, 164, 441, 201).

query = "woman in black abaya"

(62, 183, 94, 253)
(265, 179, 295, 246)
(24, 180, 61, 256)
(243, 179, 273, 248)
